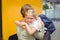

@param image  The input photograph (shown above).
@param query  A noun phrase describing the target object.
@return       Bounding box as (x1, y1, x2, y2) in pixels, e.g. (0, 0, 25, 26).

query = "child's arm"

(15, 21, 37, 35)
(25, 23, 37, 35)
(15, 21, 26, 29)
(36, 17, 47, 31)
(36, 16, 44, 27)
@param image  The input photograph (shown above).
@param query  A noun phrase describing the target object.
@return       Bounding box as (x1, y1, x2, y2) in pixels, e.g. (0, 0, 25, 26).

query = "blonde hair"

(20, 4, 36, 18)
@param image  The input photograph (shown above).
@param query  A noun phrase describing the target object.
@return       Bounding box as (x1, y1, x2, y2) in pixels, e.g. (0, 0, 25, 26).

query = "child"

(15, 4, 45, 40)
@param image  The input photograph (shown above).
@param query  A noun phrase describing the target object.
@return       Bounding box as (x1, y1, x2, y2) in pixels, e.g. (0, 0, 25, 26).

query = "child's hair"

(20, 4, 36, 18)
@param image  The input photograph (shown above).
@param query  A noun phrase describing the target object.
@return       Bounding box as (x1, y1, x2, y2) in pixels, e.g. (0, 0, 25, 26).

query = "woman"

(15, 4, 45, 40)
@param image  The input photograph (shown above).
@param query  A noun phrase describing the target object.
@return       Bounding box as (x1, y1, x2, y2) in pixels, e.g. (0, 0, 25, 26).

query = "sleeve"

(16, 26, 21, 33)
(16, 26, 22, 40)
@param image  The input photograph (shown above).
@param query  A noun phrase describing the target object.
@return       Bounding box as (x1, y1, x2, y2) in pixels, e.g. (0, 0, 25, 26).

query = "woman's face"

(24, 14, 35, 24)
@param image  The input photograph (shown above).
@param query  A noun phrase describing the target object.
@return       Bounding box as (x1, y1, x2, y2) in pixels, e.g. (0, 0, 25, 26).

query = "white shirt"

(16, 19, 45, 40)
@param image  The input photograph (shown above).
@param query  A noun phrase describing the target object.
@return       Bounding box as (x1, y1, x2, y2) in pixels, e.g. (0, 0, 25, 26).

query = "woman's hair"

(21, 4, 35, 17)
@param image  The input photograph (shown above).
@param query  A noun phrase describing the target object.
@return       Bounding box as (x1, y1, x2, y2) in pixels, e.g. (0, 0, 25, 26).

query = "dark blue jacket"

(39, 14, 56, 34)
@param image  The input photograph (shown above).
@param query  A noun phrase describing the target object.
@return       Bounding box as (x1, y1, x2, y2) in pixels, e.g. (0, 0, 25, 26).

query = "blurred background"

(42, 0, 60, 20)
(43, 0, 60, 40)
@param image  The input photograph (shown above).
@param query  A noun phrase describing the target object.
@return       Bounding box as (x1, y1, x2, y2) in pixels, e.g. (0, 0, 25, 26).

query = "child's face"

(24, 9, 35, 24)
(24, 14, 35, 24)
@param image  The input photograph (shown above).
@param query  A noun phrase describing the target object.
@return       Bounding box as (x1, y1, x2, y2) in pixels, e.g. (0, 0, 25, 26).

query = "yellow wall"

(2, 0, 42, 40)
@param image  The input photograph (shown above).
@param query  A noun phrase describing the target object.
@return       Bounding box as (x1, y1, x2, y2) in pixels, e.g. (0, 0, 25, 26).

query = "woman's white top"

(16, 20, 45, 40)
